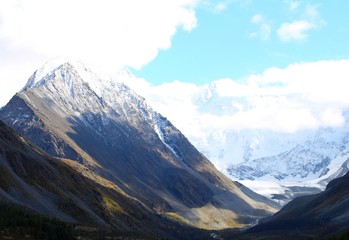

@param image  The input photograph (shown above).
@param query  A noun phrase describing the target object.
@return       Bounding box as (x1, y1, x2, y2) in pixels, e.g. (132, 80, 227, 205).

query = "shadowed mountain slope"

(226, 170, 349, 239)
(0, 120, 206, 239)
(0, 61, 278, 229)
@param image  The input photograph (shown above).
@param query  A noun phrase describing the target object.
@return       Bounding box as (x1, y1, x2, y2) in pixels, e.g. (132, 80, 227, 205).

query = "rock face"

(0, 60, 278, 230)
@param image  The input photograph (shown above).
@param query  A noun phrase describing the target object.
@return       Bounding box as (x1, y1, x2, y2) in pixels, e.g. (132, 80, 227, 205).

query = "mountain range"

(131, 80, 349, 203)
(1, 59, 349, 239)
(0, 60, 278, 237)
(197, 85, 349, 181)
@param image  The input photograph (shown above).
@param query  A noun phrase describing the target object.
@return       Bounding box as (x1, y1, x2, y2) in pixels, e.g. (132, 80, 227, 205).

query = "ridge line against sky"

(1, 0, 349, 134)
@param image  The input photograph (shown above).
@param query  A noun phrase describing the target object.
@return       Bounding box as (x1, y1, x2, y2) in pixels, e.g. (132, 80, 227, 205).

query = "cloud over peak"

(0, 0, 199, 106)
(132, 60, 349, 136)
(0, 0, 198, 69)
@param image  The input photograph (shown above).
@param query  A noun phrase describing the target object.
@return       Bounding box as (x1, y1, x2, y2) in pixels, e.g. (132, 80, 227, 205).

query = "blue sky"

(136, 0, 349, 84)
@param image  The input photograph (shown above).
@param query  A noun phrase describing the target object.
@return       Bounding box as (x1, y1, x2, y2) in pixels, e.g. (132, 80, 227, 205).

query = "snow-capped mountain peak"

(22, 58, 134, 99)
(23, 57, 71, 90)
(18, 59, 182, 159)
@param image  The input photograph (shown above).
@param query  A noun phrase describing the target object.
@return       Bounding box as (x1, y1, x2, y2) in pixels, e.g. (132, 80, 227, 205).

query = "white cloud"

(130, 60, 349, 136)
(305, 4, 321, 20)
(251, 14, 264, 24)
(0, 63, 33, 106)
(284, 0, 300, 11)
(0, 0, 198, 106)
(215, 2, 228, 12)
(247, 60, 349, 106)
(140, 80, 204, 137)
(197, 106, 319, 133)
(320, 108, 345, 128)
(277, 4, 324, 42)
(0, 0, 198, 68)
(277, 20, 314, 41)
(250, 14, 271, 41)
(200, 0, 231, 13)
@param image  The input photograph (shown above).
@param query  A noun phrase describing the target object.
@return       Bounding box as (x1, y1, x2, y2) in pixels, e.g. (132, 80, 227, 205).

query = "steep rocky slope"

(0, 120, 206, 239)
(0, 60, 278, 229)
